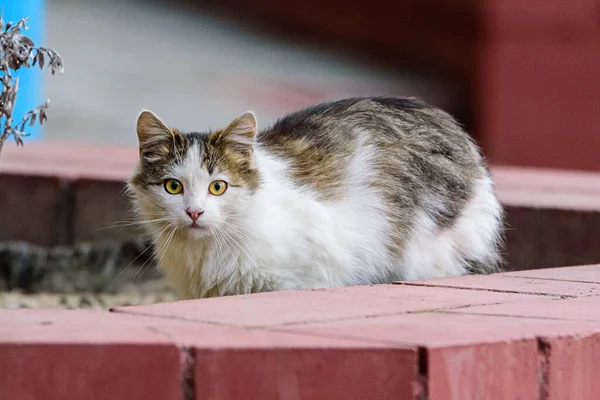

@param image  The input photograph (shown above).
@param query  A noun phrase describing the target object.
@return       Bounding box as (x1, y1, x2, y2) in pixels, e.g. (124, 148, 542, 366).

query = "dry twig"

(0, 15, 63, 155)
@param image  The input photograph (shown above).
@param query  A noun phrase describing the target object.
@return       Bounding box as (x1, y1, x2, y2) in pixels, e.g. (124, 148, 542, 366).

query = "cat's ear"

(211, 111, 257, 152)
(136, 110, 181, 162)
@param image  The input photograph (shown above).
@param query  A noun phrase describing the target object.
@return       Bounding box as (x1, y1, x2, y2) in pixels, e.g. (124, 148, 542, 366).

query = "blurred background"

(33, 0, 600, 170)
(43, 0, 461, 146)
(2, 0, 600, 307)
(4, 0, 596, 170)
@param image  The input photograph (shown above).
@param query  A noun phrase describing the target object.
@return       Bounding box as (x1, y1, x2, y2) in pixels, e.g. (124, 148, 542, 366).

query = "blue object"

(3, 0, 46, 141)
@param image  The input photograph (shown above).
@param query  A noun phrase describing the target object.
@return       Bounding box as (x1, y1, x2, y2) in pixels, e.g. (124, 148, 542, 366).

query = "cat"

(127, 97, 504, 299)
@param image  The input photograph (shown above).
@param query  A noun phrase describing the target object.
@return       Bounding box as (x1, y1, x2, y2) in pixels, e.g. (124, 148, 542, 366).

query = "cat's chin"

(185, 225, 210, 239)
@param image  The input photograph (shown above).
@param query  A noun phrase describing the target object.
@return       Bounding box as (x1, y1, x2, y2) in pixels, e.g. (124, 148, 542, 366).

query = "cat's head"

(128, 110, 260, 239)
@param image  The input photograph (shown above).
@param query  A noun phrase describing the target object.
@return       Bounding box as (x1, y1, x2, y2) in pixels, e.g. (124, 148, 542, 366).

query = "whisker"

(153, 227, 178, 275)
(94, 217, 172, 232)
(134, 250, 157, 280)
(135, 223, 177, 280)
(111, 224, 170, 285)
(224, 224, 252, 244)
(219, 225, 256, 269)
(212, 225, 234, 260)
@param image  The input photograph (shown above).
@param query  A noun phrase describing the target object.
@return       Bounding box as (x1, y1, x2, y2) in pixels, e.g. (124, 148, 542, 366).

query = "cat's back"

(254, 96, 502, 281)
(256, 96, 483, 201)
(258, 96, 434, 150)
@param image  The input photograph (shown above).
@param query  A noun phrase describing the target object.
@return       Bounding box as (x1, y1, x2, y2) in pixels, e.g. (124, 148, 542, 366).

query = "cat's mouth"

(188, 222, 209, 233)
(189, 222, 206, 230)
(186, 223, 210, 239)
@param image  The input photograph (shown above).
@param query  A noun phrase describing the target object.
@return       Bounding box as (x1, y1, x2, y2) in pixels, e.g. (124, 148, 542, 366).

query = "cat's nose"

(185, 208, 204, 222)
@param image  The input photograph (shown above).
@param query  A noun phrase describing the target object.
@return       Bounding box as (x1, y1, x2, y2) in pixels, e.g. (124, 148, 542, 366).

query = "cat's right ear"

(136, 110, 180, 162)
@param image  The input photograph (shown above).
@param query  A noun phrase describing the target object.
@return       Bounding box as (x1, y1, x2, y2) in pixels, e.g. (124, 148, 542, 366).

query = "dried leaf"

(56, 56, 64, 74)
(17, 35, 34, 47)
(38, 51, 44, 69)
(29, 112, 36, 126)
(39, 109, 47, 125)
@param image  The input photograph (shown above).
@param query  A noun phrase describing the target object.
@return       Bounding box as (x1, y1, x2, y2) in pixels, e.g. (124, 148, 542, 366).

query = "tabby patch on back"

(128, 97, 504, 299)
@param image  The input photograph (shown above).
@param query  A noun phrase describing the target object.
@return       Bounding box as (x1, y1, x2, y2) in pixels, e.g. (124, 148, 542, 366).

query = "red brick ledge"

(0, 141, 136, 181)
(2, 141, 600, 270)
(4, 142, 600, 207)
(2, 265, 600, 399)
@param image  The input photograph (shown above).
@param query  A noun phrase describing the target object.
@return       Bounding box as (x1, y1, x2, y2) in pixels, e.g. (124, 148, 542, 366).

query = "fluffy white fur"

(135, 141, 503, 299)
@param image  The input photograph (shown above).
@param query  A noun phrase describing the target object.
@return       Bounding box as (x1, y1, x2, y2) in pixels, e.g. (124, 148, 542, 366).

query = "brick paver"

(112, 284, 536, 328)
(3, 265, 600, 399)
(0, 310, 418, 400)
(502, 264, 600, 283)
(397, 274, 600, 297)
(449, 296, 600, 322)
(0, 310, 182, 400)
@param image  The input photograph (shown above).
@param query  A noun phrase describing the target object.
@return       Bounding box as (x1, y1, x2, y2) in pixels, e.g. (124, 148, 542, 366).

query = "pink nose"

(185, 208, 203, 222)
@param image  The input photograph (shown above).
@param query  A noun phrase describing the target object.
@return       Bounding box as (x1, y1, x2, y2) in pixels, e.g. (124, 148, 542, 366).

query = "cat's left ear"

(212, 111, 257, 152)
(136, 110, 182, 163)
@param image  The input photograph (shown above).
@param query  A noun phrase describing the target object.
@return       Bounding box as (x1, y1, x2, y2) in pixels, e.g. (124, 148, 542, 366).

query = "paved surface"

(2, 265, 600, 399)
(42, 0, 456, 146)
(1, 279, 177, 310)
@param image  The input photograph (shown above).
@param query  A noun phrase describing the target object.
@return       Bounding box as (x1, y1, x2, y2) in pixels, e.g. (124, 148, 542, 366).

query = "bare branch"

(0, 13, 63, 156)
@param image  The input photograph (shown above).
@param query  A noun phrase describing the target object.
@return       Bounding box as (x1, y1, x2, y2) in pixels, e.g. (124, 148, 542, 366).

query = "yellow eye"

(164, 179, 183, 195)
(208, 180, 228, 196)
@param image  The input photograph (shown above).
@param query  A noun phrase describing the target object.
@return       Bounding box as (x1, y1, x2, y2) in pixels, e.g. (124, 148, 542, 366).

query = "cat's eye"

(164, 179, 183, 195)
(208, 180, 228, 196)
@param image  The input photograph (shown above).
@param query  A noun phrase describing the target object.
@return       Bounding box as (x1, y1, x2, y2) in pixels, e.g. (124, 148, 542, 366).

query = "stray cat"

(128, 97, 504, 299)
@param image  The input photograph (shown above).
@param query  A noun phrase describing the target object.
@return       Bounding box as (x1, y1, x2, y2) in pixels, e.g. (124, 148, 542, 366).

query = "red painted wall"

(477, 0, 600, 171)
